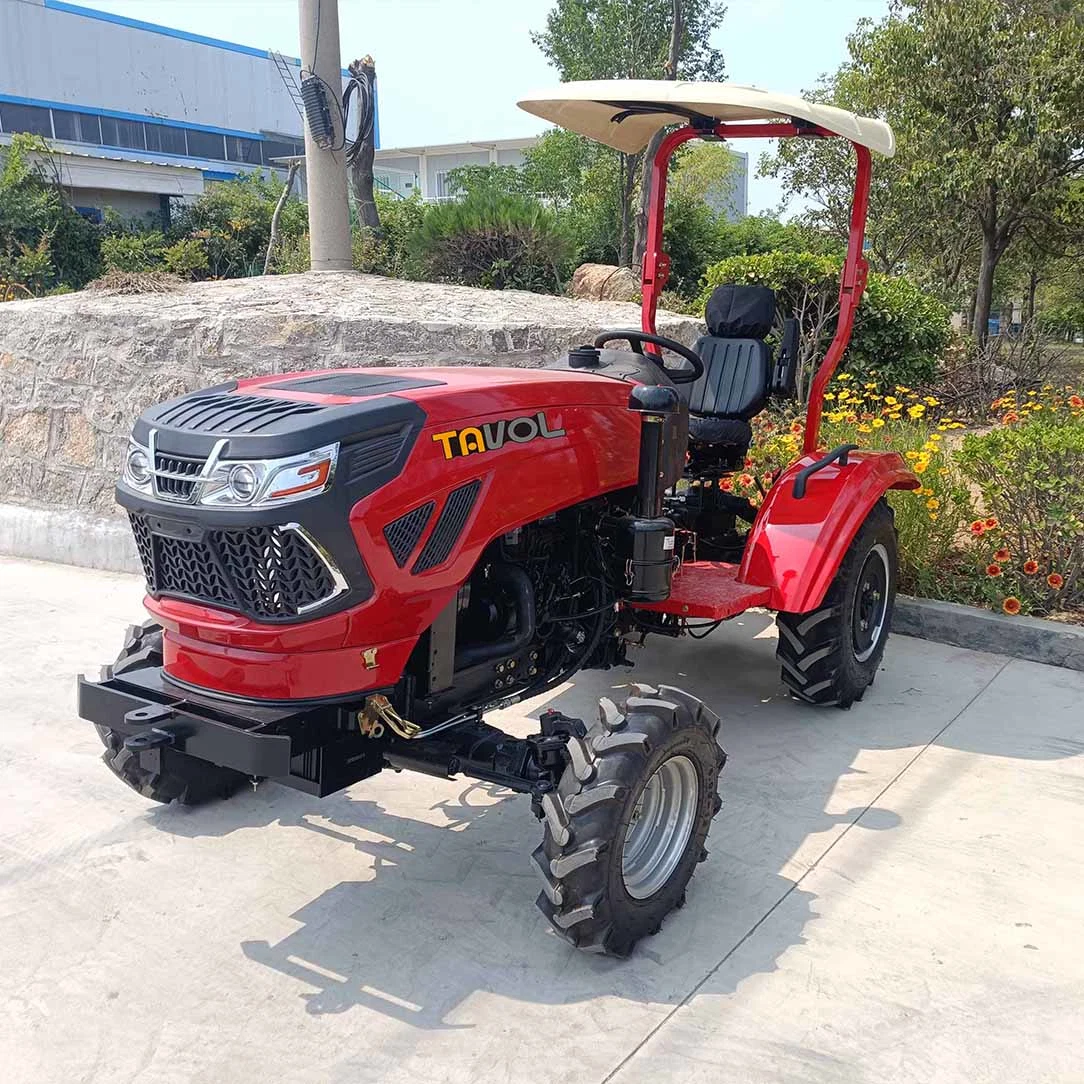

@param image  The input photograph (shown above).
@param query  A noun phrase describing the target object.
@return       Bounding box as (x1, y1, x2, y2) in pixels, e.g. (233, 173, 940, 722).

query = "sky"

(84, 0, 890, 214)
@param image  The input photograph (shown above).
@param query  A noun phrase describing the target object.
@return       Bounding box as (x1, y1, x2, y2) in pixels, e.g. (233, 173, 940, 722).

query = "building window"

(51, 111, 102, 144)
(434, 170, 451, 199)
(145, 123, 188, 156)
(100, 116, 146, 150)
(186, 129, 227, 160)
(0, 102, 52, 137)
(226, 136, 262, 164)
(262, 139, 303, 165)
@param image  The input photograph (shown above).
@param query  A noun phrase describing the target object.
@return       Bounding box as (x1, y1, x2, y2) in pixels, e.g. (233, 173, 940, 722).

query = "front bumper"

(78, 665, 384, 794)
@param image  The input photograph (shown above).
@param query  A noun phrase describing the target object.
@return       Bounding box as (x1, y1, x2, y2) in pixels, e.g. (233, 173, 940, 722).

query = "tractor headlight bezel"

(119, 435, 339, 509)
(198, 443, 340, 508)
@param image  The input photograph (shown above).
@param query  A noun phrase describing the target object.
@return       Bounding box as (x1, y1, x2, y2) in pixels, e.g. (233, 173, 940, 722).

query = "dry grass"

(86, 271, 184, 295)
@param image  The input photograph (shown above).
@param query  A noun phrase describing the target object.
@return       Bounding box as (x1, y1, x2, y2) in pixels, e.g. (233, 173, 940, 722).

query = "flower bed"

(730, 378, 1084, 623)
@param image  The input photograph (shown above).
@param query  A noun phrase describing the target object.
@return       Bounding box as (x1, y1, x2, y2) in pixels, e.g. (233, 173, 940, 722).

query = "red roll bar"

(640, 123, 873, 455)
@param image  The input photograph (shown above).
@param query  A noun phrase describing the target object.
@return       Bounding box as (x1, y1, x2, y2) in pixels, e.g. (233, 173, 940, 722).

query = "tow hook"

(121, 703, 177, 753)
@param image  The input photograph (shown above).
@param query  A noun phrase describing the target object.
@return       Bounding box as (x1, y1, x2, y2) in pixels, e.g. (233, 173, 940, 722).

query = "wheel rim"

(852, 542, 890, 663)
(621, 755, 699, 900)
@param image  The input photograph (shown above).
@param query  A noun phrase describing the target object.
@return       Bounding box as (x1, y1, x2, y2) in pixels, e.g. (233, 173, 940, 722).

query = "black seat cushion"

(688, 415, 752, 448)
(685, 336, 772, 419)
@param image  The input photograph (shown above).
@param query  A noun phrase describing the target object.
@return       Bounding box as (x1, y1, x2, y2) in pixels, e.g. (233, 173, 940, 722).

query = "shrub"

(273, 232, 310, 274)
(850, 274, 952, 389)
(174, 173, 307, 279)
(700, 252, 951, 398)
(411, 191, 571, 293)
(956, 409, 1084, 614)
(0, 134, 101, 291)
(161, 237, 210, 278)
(100, 231, 165, 272)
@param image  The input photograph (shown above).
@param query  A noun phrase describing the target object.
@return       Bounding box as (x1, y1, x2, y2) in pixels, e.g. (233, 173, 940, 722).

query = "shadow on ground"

(138, 612, 1054, 1029)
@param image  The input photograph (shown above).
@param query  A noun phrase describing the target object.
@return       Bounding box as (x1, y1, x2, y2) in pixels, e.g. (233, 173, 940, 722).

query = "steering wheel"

(593, 329, 704, 385)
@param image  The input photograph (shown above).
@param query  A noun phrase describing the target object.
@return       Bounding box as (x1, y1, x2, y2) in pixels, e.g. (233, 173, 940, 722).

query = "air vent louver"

(412, 480, 481, 573)
(383, 502, 435, 567)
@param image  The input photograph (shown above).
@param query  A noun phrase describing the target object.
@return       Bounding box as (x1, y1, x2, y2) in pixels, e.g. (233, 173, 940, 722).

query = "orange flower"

(994, 548, 1010, 562)
(985, 517, 999, 530)
(789, 421, 803, 435)
(719, 477, 733, 492)
(986, 563, 1002, 578)
(738, 473, 755, 488)
(1022, 560, 1039, 575)
(969, 520, 986, 537)
(1070, 395, 1083, 409)
(1002, 597, 1022, 616)
(744, 456, 754, 468)
(761, 473, 774, 488)
(1002, 411, 1020, 424)
(1048, 572, 1065, 590)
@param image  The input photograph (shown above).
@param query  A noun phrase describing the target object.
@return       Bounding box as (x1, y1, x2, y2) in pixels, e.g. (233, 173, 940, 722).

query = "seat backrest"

(688, 337, 772, 418)
(682, 284, 776, 420)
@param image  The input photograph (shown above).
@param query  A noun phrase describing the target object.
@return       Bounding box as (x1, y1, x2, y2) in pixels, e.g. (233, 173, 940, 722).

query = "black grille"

(413, 480, 481, 573)
(155, 393, 325, 435)
(130, 515, 339, 619)
(345, 425, 412, 485)
(153, 451, 204, 501)
(211, 526, 336, 617)
(154, 534, 235, 606)
(383, 502, 434, 567)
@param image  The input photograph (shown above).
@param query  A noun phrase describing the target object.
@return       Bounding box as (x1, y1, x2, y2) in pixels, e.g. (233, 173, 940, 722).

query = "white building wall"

(0, 0, 301, 135)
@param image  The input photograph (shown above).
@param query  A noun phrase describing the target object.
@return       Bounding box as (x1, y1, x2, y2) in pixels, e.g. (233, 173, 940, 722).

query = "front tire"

(775, 498, 898, 708)
(96, 621, 248, 805)
(532, 685, 725, 957)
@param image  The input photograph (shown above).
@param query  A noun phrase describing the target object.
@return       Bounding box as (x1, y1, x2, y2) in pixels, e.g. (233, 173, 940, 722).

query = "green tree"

(858, 0, 1084, 341)
(532, 0, 726, 266)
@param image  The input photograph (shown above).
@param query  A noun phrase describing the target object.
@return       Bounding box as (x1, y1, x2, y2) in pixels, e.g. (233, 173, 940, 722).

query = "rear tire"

(96, 621, 248, 806)
(532, 685, 725, 957)
(775, 498, 897, 709)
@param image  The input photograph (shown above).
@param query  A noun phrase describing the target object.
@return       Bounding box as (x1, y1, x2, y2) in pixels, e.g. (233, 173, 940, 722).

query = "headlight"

(123, 444, 152, 491)
(199, 443, 338, 508)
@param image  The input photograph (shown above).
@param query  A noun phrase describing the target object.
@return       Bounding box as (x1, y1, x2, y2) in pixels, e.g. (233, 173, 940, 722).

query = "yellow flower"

(908, 404, 926, 419)
(887, 412, 902, 421)
(926, 497, 940, 510)
(924, 396, 939, 406)
(838, 372, 853, 382)
(823, 392, 835, 401)
(928, 512, 939, 522)
(864, 382, 877, 390)
(905, 450, 919, 460)
(871, 417, 885, 428)
(857, 424, 872, 433)
(914, 459, 929, 474)
(885, 396, 899, 406)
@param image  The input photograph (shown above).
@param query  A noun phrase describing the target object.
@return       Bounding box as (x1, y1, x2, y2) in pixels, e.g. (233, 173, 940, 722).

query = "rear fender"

(738, 450, 919, 614)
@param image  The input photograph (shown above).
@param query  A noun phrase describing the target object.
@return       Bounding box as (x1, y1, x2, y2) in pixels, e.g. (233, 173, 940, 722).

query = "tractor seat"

(682, 283, 777, 454)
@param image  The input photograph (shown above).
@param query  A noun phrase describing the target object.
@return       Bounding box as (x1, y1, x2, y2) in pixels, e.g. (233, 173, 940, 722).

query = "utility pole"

(298, 0, 351, 271)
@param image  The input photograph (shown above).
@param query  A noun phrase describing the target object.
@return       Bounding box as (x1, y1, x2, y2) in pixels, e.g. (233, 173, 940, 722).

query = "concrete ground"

(2, 555, 1082, 1084)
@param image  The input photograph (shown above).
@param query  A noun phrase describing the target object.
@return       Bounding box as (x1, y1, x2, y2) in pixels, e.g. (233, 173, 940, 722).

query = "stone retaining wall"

(0, 273, 700, 541)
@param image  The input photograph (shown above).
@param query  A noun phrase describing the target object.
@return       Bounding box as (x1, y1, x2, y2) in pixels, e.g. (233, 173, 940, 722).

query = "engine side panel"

(738, 449, 919, 614)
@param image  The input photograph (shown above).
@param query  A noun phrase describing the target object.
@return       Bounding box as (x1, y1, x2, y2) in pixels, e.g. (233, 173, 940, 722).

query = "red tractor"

(79, 82, 916, 957)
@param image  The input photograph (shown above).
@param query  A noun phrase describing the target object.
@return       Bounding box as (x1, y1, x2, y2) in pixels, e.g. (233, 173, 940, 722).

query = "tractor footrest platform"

(632, 561, 771, 620)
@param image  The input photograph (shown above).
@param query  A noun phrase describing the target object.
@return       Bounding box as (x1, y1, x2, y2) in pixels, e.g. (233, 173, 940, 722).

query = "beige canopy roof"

(517, 80, 895, 157)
